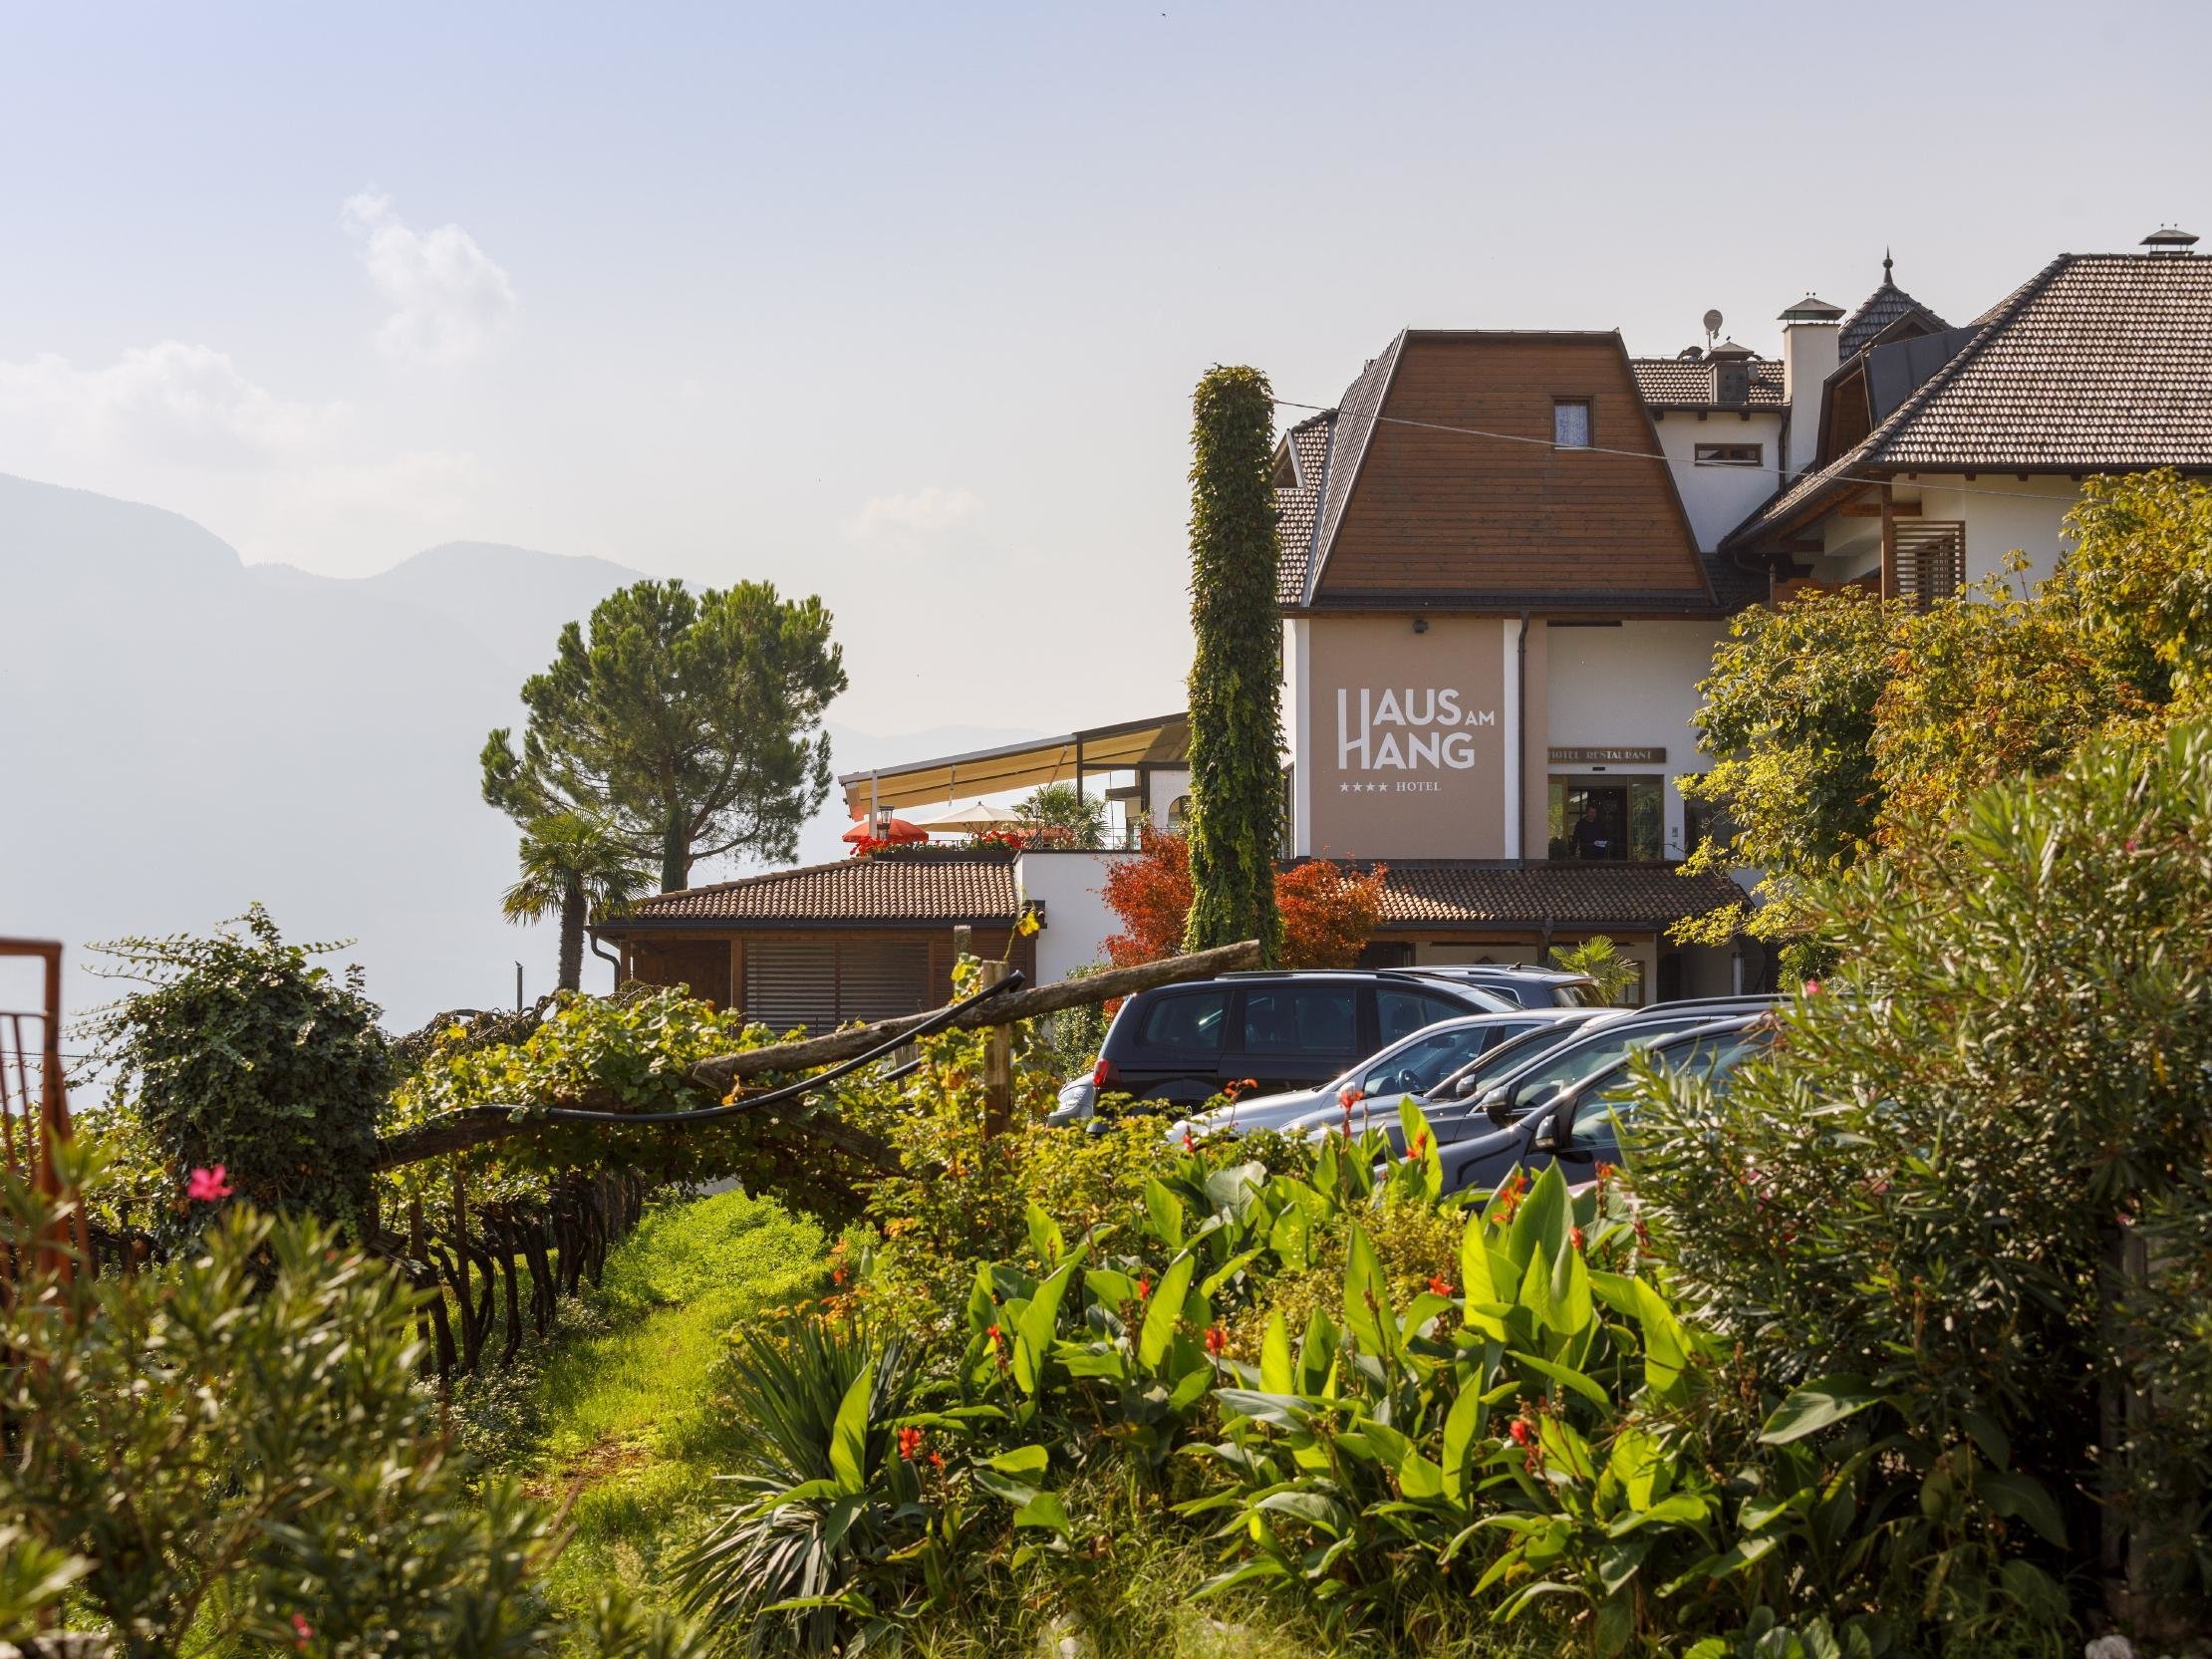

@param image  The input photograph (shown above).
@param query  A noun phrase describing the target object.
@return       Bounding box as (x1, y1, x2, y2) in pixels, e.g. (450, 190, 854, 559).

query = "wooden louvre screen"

(742, 940, 838, 1032)
(837, 938, 933, 1023)
(1892, 521, 1966, 609)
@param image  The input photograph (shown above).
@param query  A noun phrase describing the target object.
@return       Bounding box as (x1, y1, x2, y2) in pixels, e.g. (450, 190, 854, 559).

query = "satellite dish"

(1702, 308, 1724, 343)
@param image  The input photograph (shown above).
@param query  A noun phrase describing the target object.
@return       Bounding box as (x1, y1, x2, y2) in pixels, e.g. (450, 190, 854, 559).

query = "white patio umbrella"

(904, 799, 1030, 835)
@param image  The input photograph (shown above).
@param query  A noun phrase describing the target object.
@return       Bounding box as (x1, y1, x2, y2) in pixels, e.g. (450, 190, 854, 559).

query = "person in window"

(1572, 802, 1614, 860)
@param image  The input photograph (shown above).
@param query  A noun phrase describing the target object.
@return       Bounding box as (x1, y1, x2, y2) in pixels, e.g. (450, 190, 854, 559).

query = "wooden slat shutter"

(837, 938, 932, 1023)
(742, 939, 837, 1033)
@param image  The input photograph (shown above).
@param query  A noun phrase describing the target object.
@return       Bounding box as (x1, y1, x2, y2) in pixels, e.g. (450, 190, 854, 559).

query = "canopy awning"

(839, 712, 1189, 815)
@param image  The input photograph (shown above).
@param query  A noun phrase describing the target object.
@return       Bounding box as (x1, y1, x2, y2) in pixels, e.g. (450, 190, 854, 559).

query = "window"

(1376, 987, 1471, 1047)
(1238, 985, 1358, 1056)
(1360, 1025, 1498, 1097)
(1552, 400, 1591, 448)
(1695, 442, 1763, 466)
(1136, 989, 1229, 1058)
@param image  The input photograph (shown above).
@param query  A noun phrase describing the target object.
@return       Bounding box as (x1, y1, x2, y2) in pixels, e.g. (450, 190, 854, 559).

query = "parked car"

(1046, 969, 1517, 1123)
(1284, 994, 1776, 1149)
(1167, 1006, 1595, 1139)
(1394, 965, 1599, 1008)
(1437, 1014, 1772, 1196)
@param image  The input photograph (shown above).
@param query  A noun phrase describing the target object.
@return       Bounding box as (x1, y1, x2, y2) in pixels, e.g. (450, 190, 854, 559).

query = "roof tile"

(1371, 861, 1751, 929)
(604, 849, 1020, 927)
(1630, 357, 1787, 408)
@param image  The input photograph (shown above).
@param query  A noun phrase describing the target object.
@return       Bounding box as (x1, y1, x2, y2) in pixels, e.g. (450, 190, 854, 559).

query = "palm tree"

(502, 811, 652, 991)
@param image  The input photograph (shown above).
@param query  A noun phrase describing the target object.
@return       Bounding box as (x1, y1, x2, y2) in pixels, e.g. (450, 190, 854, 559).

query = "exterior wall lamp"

(1412, 616, 1429, 634)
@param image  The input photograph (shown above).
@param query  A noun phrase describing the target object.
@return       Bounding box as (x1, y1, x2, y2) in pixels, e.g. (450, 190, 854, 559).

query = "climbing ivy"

(1182, 364, 1283, 964)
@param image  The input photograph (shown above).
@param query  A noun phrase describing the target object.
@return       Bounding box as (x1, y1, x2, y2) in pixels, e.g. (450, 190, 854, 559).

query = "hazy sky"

(5, 0, 2210, 735)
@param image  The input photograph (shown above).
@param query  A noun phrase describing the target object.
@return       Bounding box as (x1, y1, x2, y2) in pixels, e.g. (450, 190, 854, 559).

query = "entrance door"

(1547, 776, 1664, 861)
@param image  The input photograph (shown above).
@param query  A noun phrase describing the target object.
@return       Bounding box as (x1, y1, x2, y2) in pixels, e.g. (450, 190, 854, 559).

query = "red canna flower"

(1404, 1132, 1428, 1163)
(185, 1165, 233, 1203)
(1427, 1276, 1454, 1297)
(292, 1613, 314, 1651)
(1136, 1274, 1151, 1300)
(1182, 1130, 1197, 1155)
(928, 1451, 946, 1470)
(1338, 1086, 1364, 1111)
(897, 1426, 925, 1462)
(1570, 1226, 1586, 1252)
(1203, 1325, 1229, 1356)
(1509, 1419, 1533, 1447)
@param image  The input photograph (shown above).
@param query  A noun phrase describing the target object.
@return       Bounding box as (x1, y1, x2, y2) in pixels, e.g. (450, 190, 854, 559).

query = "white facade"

(1014, 849, 1137, 983)
(1805, 473, 2082, 593)
(1653, 413, 1787, 551)
(1542, 619, 1728, 862)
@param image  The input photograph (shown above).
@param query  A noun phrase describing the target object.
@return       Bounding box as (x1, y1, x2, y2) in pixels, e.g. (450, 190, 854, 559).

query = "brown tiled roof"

(1306, 334, 1407, 602)
(1370, 861, 1751, 930)
(1274, 413, 1332, 604)
(1723, 252, 2212, 549)
(1838, 271, 1949, 361)
(1630, 357, 1787, 408)
(600, 849, 1020, 928)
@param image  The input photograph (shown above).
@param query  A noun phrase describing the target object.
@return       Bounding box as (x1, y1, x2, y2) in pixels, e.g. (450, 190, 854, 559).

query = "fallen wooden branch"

(686, 938, 1261, 1092)
(370, 939, 1261, 1171)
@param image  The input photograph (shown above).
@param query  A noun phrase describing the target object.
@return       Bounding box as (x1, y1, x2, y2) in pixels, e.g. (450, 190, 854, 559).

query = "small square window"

(1694, 442, 1763, 466)
(1552, 400, 1591, 448)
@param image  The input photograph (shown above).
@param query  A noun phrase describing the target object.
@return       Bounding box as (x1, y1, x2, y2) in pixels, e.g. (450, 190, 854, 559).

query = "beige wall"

(1300, 614, 1512, 859)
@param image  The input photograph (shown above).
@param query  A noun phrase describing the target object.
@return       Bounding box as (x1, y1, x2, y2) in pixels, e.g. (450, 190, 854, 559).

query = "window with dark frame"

(1694, 442, 1763, 467)
(1552, 399, 1591, 448)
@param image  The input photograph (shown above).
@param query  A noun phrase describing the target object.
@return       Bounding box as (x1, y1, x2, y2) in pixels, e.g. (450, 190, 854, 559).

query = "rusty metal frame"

(0, 937, 83, 1282)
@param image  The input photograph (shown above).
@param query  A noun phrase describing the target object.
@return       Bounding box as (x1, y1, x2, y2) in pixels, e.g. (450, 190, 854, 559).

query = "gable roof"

(1630, 356, 1787, 409)
(1722, 252, 2212, 550)
(597, 849, 1020, 930)
(1305, 334, 1407, 604)
(1837, 256, 1950, 360)
(1274, 412, 1333, 604)
(1371, 860, 1752, 930)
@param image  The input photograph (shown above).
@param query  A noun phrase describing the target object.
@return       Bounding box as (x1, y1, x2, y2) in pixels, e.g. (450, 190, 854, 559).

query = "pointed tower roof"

(1838, 250, 1949, 360)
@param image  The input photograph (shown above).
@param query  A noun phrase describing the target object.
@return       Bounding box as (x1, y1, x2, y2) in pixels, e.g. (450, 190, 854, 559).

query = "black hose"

(518, 968, 1027, 1127)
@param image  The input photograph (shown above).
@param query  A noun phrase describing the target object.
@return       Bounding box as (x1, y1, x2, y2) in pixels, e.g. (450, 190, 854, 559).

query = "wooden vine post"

(981, 959, 1012, 1137)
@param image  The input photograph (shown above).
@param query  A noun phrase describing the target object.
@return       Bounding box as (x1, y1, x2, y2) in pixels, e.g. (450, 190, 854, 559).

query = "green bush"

(0, 1151, 702, 1657)
(1635, 720, 2212, 1643)
(85, 905, 393, 1242)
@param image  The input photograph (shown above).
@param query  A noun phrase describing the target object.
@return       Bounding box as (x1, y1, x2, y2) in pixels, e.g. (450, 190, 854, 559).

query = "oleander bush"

(0, 1147, 703, 1658)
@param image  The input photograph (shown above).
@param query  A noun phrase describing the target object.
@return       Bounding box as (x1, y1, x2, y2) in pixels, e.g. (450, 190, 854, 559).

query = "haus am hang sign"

(1306, 615, 1510, 860)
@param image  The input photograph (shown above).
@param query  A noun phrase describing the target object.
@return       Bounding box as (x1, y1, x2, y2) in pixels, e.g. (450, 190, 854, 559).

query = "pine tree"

(1182, 366, 1283, 963)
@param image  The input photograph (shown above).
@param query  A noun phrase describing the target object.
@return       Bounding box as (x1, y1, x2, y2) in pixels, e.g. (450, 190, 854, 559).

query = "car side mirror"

(1527, 1085, 1575, 1150)
(1479, 1086, 1515, 1124)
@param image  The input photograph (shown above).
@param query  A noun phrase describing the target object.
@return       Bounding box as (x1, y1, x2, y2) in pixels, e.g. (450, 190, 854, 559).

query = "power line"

(1270, 397, 2096, 509)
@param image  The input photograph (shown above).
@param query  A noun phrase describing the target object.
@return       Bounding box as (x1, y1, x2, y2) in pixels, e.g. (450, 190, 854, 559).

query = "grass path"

(486, 1188, 829, 1621)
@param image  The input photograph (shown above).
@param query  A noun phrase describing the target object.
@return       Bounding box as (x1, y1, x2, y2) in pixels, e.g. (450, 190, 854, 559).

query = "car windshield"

(1498, 1010, 1751, 1103)
(1551, 981, 1597, 1007)
(1356, 1022, 1515, 1097)
(1570, 1030, 1763, 1142)
(1428, 1015, 1608, 1100)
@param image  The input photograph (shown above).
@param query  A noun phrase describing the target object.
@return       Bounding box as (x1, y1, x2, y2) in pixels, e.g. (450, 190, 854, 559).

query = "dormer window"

(1552, 400, 1591, 448)
(1715, 363, 1751, 406)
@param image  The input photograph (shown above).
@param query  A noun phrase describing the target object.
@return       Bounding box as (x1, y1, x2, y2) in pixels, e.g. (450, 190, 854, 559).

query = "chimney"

(2142, 224, 2201, 257)
(1779, 293, 1844, 479)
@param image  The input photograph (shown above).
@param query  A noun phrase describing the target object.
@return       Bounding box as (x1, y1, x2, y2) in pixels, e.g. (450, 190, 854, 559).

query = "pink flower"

(1803, 979, 1821, 995)
(292, 1613, 314, 1650)
(186, 1165, 233, 1203)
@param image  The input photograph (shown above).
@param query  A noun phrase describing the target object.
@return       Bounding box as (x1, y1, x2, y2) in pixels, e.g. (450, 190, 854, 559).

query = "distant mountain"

(0, 472, 1037, 1030)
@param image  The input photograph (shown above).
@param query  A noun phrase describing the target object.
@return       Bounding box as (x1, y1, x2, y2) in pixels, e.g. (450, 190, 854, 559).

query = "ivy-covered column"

(1182, 365, 1283, 965)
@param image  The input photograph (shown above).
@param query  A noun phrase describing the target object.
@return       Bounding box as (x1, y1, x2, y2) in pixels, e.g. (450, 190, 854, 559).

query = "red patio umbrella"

(842, 815, 929, 848)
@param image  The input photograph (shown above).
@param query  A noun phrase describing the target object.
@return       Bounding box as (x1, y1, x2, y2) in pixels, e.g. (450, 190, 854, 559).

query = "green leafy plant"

(0, 1153, 700, 1658)
(1548, 936, 1639, 1007)
(86, 905, 393, 1242)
